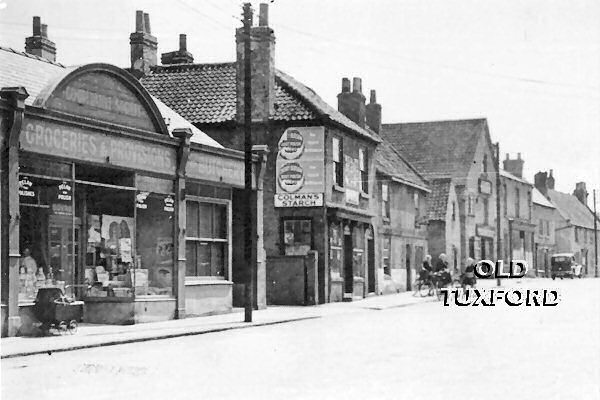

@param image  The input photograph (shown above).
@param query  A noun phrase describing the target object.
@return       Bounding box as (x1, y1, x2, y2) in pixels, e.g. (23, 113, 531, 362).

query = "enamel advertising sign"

(275, 127, 325, 208)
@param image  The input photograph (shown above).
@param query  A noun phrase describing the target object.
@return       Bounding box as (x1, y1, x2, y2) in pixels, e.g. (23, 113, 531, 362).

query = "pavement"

(2, 277, 597, 400)
(1, 286, 438, 359)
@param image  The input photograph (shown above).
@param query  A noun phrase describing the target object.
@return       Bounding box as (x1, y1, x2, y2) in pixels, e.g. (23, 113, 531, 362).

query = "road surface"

(2, 278, 599, 400)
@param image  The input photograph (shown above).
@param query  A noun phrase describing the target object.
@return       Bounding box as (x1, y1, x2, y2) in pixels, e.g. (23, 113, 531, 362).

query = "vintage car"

(550, 253, 576, 280)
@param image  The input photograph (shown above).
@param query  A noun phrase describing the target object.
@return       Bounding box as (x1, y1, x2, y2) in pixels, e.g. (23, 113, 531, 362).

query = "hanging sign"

(18, 176, 36, 198)
(136, 191, 150, 209)
(57, 181, 72, 201)
(275, 127, 325, 207)
(163, 195, 175, 213)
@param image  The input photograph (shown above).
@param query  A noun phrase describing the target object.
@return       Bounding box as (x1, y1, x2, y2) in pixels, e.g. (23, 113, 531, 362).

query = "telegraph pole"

(495, 142, 502, 287)
(242, 2, 254, 322)
(594, 189, 598, 278)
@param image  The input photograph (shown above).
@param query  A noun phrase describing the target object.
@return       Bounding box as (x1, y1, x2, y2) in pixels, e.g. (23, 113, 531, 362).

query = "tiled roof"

(532, 188, 555, 208)
(547, 189, 595, 229)
(141, 63, 379, 142)
(381, 118, 488, 179)
(0, 46, 220, 148)
(427, 178, 451, 220)
(375, 137, 429, 191)
(0, 46, 68, 105)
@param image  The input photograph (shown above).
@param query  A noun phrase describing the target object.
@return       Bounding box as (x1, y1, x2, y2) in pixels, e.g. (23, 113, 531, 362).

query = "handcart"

(32, 287, 84, 335)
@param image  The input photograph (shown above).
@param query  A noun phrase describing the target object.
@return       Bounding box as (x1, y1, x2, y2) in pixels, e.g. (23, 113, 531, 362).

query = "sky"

(1, 0, 599, 204)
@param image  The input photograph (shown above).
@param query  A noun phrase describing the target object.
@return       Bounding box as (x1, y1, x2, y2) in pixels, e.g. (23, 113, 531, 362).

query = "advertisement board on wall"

(344, 154, 361, 205)
(275, 127, 325, 208)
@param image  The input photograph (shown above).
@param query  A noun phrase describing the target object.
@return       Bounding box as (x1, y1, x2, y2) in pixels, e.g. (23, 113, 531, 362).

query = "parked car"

(550, 253, 575, 280)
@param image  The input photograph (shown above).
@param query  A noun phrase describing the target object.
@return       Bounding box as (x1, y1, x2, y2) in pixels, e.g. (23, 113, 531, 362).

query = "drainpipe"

(1, 87, 29, 337)
(172, 128, 192, 319)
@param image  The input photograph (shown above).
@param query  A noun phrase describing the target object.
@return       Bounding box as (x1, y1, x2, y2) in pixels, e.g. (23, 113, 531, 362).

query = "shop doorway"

(367, 237, 375, 294)
(344, 232, 353, 294)
(48, 215, 80, 297)
(405, 244, 412, 290)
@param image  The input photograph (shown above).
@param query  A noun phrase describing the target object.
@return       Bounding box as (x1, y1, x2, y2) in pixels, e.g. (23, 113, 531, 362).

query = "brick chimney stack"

(338, 77, 366, 128)
(25, 16, 56, 62)
(236, 3, 275, 123)
(534, 171, 548, 197)
(130, 10, 157, 78)
(161, 34, 194, 65)
(547, 169, 555, 190)
(365, 90, 382, 133)
(573, 182, 588, 205)
(503, 152, 524, 178)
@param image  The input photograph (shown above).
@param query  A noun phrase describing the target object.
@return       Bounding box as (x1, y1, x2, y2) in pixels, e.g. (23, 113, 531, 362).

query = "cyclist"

(434, 253, 452, 288)
(461, 257, 477, 288)
(420, 254, 433, 280)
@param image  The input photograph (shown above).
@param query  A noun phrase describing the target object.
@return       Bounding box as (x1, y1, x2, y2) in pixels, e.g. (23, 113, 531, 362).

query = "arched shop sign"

(20, 64, 177, 175)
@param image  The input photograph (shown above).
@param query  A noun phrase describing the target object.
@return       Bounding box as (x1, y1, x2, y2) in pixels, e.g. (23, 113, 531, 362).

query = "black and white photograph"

(0, 1, 599, 399)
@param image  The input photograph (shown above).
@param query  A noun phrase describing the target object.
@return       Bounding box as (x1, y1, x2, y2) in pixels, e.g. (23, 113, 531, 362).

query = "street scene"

(2, 278, 599, 399)
(1, 0, 599, 399)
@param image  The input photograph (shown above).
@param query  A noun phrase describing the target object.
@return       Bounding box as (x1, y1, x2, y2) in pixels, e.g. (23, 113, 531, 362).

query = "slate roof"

(141, 63, 379, 142)
(547, 189, 595, 229)
(381, 118, 489, 179)
(0, 45, 67, 105)
(375, 137, 429, 191)
(500, 169, 532, 185)
(0, 46, 220, 147)
(532, 188, 555, 209)
(427, 179, 452, 220)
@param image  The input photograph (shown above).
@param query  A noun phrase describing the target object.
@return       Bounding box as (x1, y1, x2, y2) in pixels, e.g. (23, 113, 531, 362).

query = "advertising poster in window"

(275, 127, 325, 207)
(344, 154, 361, 205)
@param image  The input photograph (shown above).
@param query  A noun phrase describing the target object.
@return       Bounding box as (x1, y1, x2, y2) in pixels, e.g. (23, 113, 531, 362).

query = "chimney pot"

(549, 169, 553, 176)
(135, 10, 144, 32)
(505, 153, 509, 160)
(369, 90, 376, 104)
(179, 34, 187, 51)
(517, 152, 521, 160)
(341, 78, 350, 93)
(259, 3, 269, 26)
(352, 77, 362, 94)
(33, 16, 41, 36)
(144, 13, 151, 34)
(41, 24, 48, 38)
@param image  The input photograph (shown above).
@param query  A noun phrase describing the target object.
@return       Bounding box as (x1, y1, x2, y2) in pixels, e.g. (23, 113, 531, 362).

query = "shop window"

(359, 147, 368, 193)
(467, 195, 472, 215)
(483, 198, 489, 225)
(283, 219, 312, 256)
(332, 137, 343, 187)
(414, 191, 420, 219)
(135, 192, 175, 296)
(353, 227, 365, 278)
(185, 200, 229, 278)
(515, 188, 520, 218)
(18, 175, 76, 302)
(381, 183, 390, 219)
(382, 236, 391, 275)
(503, 184, 507, 216)
(329, 223, 342, 280)
(82, 186, 136, 298)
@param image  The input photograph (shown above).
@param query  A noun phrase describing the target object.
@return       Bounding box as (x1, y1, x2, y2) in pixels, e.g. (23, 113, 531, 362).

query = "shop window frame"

(184, 196, 232, 282)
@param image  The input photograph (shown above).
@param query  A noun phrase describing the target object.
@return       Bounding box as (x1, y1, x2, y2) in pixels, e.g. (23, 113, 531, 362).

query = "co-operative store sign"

(275, 127, 325, 208)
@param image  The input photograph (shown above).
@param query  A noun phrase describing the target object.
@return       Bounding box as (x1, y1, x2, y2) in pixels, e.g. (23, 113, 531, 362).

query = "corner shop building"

(0, 47, 265, 337)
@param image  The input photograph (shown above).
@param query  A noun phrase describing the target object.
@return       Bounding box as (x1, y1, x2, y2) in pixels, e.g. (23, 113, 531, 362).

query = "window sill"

(185, 278, 233, 286)
(360, 191, 370, 199)
(382, 216, 390, 224)
(333, 185, 345, 193)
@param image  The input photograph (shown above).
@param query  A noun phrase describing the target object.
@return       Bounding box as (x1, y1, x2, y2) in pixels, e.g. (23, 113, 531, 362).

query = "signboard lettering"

(274, 193, 324, 208)
(21, 119, 177, 175)
(275, 127, 325, 207)
(187, 151, 245, 187)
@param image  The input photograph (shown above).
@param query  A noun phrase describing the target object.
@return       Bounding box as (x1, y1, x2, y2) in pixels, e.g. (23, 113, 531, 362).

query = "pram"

(32, 287, 84, 335)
